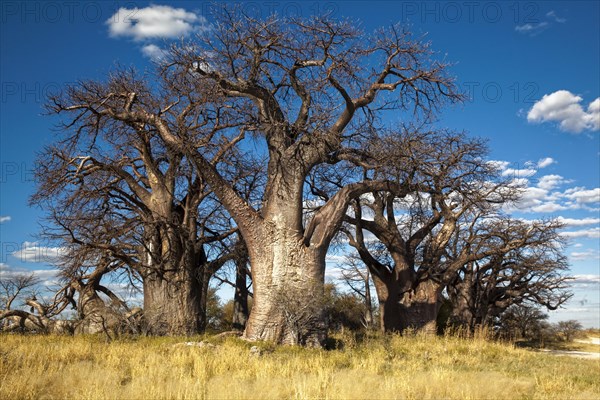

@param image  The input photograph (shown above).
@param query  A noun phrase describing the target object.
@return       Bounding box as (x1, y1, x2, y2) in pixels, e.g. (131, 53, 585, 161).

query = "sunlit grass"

(539, 339, 600, 353)
(1, 332, 598, 399)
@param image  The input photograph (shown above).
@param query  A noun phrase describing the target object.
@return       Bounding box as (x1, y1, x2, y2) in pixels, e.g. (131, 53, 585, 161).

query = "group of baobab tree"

(0, 10, 571, 346)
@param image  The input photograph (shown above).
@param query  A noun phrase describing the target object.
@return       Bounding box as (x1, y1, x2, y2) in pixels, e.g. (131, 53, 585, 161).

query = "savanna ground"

(1, 331, 599, 400)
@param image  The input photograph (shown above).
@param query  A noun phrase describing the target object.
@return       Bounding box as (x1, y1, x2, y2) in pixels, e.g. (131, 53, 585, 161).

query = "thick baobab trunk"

(74, 283, 122, 334)
(243, 233, 327, 346)
(447, 278, 479, 333)
(68, 270, 131, 335)
(187, 142, 360, 346)
(243, 166, 327, 346)
(397, 280, 442, 334)
(143, 268, 206, 335)
(374, 280, 442, 334)
(371, 260, 442, 334)
(141, 214, 212, 335)
(372, 274, 402, 333)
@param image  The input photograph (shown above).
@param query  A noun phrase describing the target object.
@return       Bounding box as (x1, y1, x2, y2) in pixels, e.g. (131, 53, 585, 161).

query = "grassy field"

(1, 332, 599, 400)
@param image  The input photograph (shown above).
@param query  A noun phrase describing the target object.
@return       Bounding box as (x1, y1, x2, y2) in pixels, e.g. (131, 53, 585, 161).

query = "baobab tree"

(34, 68, 258, 335)
(37, 10, 459, 344)
(340, 129, 513, 333)
(445, 215, 572, 332)
(495, 303, 551, 340)
(154, 11, 461, 344)
(339, 128, 569, 335)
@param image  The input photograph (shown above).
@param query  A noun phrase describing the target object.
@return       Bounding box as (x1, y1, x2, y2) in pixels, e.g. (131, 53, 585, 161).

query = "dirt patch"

(540, 349, 600, 360)
(575, 337, 600, 345)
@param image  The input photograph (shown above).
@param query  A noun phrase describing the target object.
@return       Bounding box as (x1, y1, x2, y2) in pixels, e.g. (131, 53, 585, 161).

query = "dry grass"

(1, 332, 599, 400)
(542, 339, 600, 353)
(583, 329, 600, 336)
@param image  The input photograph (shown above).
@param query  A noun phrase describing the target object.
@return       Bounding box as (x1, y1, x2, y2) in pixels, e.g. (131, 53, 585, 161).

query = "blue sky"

(1, 1, 599, 327)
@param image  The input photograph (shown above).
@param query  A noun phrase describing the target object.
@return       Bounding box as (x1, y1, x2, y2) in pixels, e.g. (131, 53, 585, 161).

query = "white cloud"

(570, 250, 600, 262)
(571, 274, 600, 286)
(11, 242, 65, 264)
(518, 186, 548, 202)
(505, 168, 597, 214)
(515, 22, 549, 35)
(325, 266, 345, 281)
(29, 269, 61, 284)
(588, 99, 600, 131)
(107, 5, 206, 41)
(530, 202, 568, 213)
(505, 187, 548, 212)
(0, 216, 10, 224)
(516, 11, 566, 36)
(562, 228, 600, 239)
(536, 174, 570, 191)
(527, 90, 600, 133)
(487, 160, 510, 172)
(546, 11, 566, 23)
(501, 168, 537, 178)
(537, 157, 555, 169)
(510, 178, 530, 188)
(141, 44, 168, 61)
(564, 187, 600, 204)
(103, 282, 143, 304)
(0, 263, 61, 286)
(556, 217, 600, 227)
(514, 185, 600, 213)
(326, 254, 346, 265)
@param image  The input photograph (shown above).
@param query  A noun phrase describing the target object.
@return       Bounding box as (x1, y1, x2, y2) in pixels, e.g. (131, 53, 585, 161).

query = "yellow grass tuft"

(1, 332, 598, 399)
